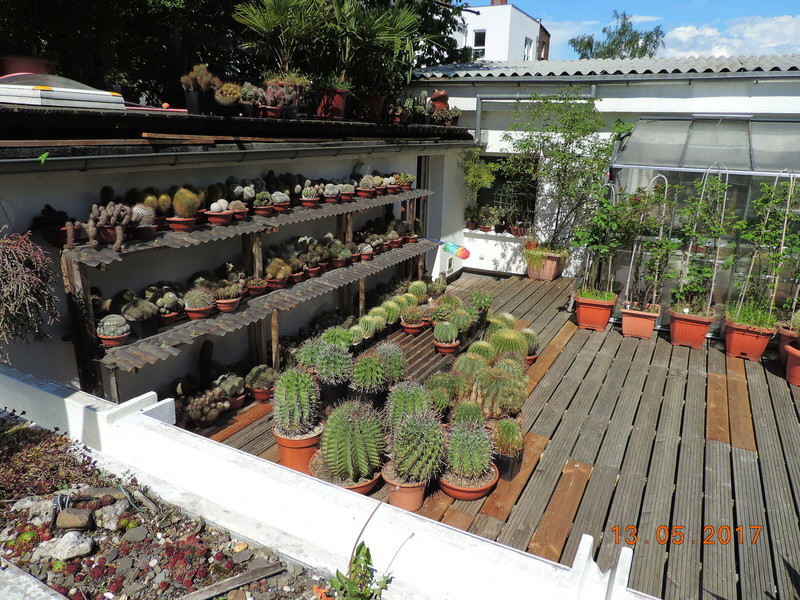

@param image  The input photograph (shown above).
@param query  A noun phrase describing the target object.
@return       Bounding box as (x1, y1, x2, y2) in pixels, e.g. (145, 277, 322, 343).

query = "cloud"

(664, 14, 800, 57)
(629, 15, 662, 24)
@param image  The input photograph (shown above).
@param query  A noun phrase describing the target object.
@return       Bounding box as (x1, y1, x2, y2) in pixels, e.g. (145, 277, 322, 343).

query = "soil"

(440, 467, 497, 488)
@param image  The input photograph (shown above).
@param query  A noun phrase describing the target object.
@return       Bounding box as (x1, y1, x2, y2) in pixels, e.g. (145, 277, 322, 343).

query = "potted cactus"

(338, 183, 356, 202)
(407, 280, 428, 302)
(321, 326, 353, 348)
(272, 191, 292, 212)
(382, 410, 445, 511)
(246, 276, 269, 296)
(488, 328, 527, 359)
(206, 198, 233, 225)
(358, 243, 374, 260)
(83, 202, 133, 251)
(29, 204, 83, 248)
(166, 188, 201, 233)
(147, 286, 184, 327)
(229, 199, 249, 222)
(240, 82, 265, 117)
(310, 401, 385, 494)
(433, 321, 460, 354)
(96, 314, 131, 348)
(374, 342, 405, 385)
(386, 382, 433, 434)
(215, 281, 243, 312)
(400, 305, 425, 335)
(273, 368, 323, 474)
(214, 373, 247, 410)
(184, 287, 216, 320)
(120, 297, 159, 339)
(439, 422, 498, 500)
(322, 183, 340, 204)
(520, 328, 539, 366)
(313, 342, 353, 405)
(350, 354, 388, 403)
(130, 203, 158, 240)
(213, 82, 242, 116)
(266, 258, 291, 288)
(493, 418, 524, 481)
(356, 175, 376, 198)
(253, 192, 275, 216)
(473, 367, 527, 420)
(301, 186, 320, 208)
(245, 364, 279, 402)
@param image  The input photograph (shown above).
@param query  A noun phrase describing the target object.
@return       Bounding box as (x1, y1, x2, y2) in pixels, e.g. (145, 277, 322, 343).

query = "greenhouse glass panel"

(750, 121, 800, 173)
(614, 120, 690, 167)
(681, 120, 751, 170)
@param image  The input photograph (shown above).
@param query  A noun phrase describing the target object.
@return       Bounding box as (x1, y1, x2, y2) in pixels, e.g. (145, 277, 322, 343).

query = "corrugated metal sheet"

(415, 54, 800, 80)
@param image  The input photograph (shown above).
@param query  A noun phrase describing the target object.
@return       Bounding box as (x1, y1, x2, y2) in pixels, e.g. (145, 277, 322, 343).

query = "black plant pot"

(478, 310, 488, 331)
(128, 316, 159, 340)
(451, 115, 459, 126)
(320, 381, 350, 406)
(495, 453, 522, 482)
(348, 387, 387, 407)
(350, 340, 364, 355)
(184, 90, 201, 115)
(240, 102, 257, 118)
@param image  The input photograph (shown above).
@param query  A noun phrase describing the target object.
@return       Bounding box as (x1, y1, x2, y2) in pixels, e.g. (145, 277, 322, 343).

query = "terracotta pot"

(724, 320, 776, 361)
(350, 254, 362, 263)
(288, 272, 304, 284)
(465, 221, 478, 231)
(404, 235, 418, 244)
(339, 192, 355, 202)
(260, 106, 282, 118)
(323, 195, 339, 204)
(316, 89, 348, 119)
(227, 394, 246, 411)
(310, 452, 382, 494)
(41, 224, 83, 248)
(526, 253, 565, 282)
(433, 340, 460, 354)
(253, 205, 275, 217)
(131, 225, 158, 240)
(387, 185, 401, 194)
(206, 211, 233, 226)
(318, 262, 329, 274)
(154, 215, 166, 230)
(306, 266, 321, 278)
(508, 225, 526, 237)
(329, 258, 346, 269)
(250, 387, 274, 403)
(158, 311, 180, 327)
(267, 278, 288, 289)
(185, 305, 214, 320)
(495, 453, 522, 482)
(97, 225, 123, 245)
(389, 239, 403, 249)
(785, 342, 800, 385)
(98, 333, 130, 348)
(232, 209, 249, 221)
(620, 305, 661, 339)
(381, 462, 426, 511)
(360, 252, 374, 261)
(166, 217, 197, 233)
(401, 321, 426, 335)
(358, 94, 386, 122)
(215, 297, 241, 313)
(439, 464, 499, 501)
(778, 327, 799, 365)
(274, 430, 321, 474)
(273, 202, 291, 213)
(400, 183, 412, 191)
(301, 198, 320, 208)
(248, 284, 268, 296)
(668, 310, 713, 349)
(356, 188, 376, 198)
(478, 225, 492, 232)
(525, 354, 538, 367)
(574, 294, 617, 331)
(195, 209, 208, 224)
(375, 186, 388, 196)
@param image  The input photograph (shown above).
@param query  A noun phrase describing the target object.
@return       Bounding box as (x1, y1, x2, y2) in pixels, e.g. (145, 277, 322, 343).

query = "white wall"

(458, 4, 541, 62)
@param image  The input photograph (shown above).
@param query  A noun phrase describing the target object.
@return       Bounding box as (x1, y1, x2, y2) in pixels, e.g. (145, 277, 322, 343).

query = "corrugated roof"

(415, 54, 800, 80)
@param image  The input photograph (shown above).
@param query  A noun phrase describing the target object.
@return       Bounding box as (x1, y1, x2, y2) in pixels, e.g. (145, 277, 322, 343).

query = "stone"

(233, 549, 253, 564)
(0, 525, 14, 542)
(27, 500, 55, 526)
(228, 590, 246, 600)
(233, 542, 249, 552)
(122, 526, 148, 542)
(94, 499, 128, 530)
(56, 508, 94, 530)
(248, 557, 270, 572)
(32, 531, 93, 561)
(286, 563, 304, 577)
(11, 496, 42, 511)
(106, 548, 118, 563)
(82, 487, 127, 500)
(117, 556, 134, 575)
(153, 571, 166, 585)
(122, 582, 145, 597)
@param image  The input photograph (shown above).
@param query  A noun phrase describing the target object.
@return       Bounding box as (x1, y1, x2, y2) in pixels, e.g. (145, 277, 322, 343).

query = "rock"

(233, 549, 253, 564)
(32, 531, 93, 561)
(228, 590, 246, 600)
(122, 582, 145, 597)
(106, 548, 118, 563)
(286, 563, 304, 577)
(117, 556, 134, 575)
(233, 542, 249, 552)
(0, 526, 15, 542)
(153, 571, 166, 585)
(11, 496, 42, 511)
(94, 499, 128, 530)
(27, 500, 55, 526)
(56, 508, 94, 530)
(122, 526, 148, 542)
(82, 487, 127, 500)
(248, 557, 270, 571)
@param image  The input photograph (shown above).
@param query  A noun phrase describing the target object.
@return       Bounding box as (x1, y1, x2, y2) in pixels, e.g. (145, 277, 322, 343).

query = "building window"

(524, 37, 533, 61)
(473, 30, 486, 58)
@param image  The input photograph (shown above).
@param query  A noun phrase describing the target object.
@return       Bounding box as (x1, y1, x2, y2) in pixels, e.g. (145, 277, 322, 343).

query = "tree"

(568, 10, 664, 59)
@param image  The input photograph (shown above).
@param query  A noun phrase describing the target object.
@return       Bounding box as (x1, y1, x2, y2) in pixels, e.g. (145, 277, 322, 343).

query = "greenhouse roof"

(612, 117, 800, 177)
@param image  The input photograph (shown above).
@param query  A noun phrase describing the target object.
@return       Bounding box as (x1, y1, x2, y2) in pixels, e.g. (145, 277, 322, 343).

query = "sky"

(496, 0, 800, 60)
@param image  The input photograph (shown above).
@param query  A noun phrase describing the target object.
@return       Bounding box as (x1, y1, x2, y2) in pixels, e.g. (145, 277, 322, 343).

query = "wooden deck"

(199, 273, 800, 599)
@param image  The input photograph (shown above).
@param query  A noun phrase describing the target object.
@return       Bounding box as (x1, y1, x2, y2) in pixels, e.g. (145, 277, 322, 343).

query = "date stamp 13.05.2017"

(611, 525, 762, 545)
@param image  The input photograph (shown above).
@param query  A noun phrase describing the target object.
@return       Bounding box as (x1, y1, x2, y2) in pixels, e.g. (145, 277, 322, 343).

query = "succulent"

(149, 289, 184, 315)
(215, 282, 243, 300)
(428, 387, 451, 416)
(368, 306, 388, 321)
(381, 301, 402, 324)
(445, 423, 493, 483)
(494, 357, 526, 378)
(254, 191, 273, 207)
(433, 321, 459, 344)
(315, 342, 353, 385)
(273, 368, 320, 436)
(408, 280, 428, 298)
(337, 247, 352, 260)
(374, 343, 405, 384)
(323, 184, 339, 198)
(132, 203, 155, 227)
(467, 341, 496, 362)
(271, 191, 290, 204)
(301, 187, 317, 199)
(489, 328, 527, 356)
(494, 419, 524, 456)
(296, 339, 325, 370)
(184, 386, 229, 424)
(172, 188, 201, 218)
(401, 292, 419, 307)
(348, 325, 366, 344)
(473, 367, 527, 419)
(359, 175, 375, 190)
(184, 287, 215, 309)
(391, 295, 410, 311)
(431, 295, 462, 322)
(485, 312, 517, 337)
(245, 365, 279, 390)
(400, 305, 424, 325)
(266, 258, 290, 280)
(451, 401, 485, 425)
(469, 290, 493, 311)
(320, 326, 353, 348)
(320, 401, 385, 482)
(452, 352, 489, 382)
(386, 382, 432, 432)
(240, 81, 266, 104)
(449, 308, 475, 333)
(97, 314, 130, 337)
(520, 328, 539, 355)
(351, 355, 386, 393)
(427, 280, 447, 296)
(214, 82, 242, 106)
(214, 373, 245, 398)
(391, 410, 444, 483)
(121, 298, 158, 321)
(83, 202, 132, 251)
(425, 372, 463, 401)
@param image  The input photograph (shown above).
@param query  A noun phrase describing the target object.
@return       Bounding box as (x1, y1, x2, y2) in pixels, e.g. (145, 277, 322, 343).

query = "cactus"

(120, 298, 158, 321)
(521, 328, 539, 355)
(358, 175, 375, 189)
(132, 203, 155, 227)
(254, 191, 273, 207)
(381, 300, 402, 324)
(428, 387, 451, 416)
(425, 372, 464, 401)
(266, 258, 289, 280)
(374, 343, 405, 384)
(83, 201, 132, 251)
(451, 401, 484, 425)
(184, 287, 215, 309)
(400, 305, 424, 325)
(245, 365, 279, 390)
(209, 199, 229, 213)
(469, 290, 493, 311)
(449, 308, 474, 333)
(445, 422, 493, 482)
(386, 382, 432, 432)
(391, 410, 444, 483)
(351, 354, 387, 393)
(214, 373, 245, 398)
(229, 200, 247, 211)
(215, 282, 243, 300)
(485, 312, 517, 337)
(408, 280, 428, 298)
(452, 352, 489, 382)
(473, 367, 527, 419)
(467, 341, 496, 361)
(273, 368, 320, 436)
(150, 289, 184, 314)
(368, 306, 388, 321)
(494, 419, 524, 456)
(97, 314, 130, 337)
(296, 339, 325, 370)
(157, 193, 172, 215)
(320, 326, 353, 348)
(172, 188, 201, 218)
(433, 321, 458, 344)
(337, 246, 352, 260)
(315, 342, 353, 385)
(401, 292, 419, 307)
(391, 295, 410, 311)
(489, 328, 527, 356)
(301, 187, 317, 199)
(323, 183, 339, 198)
(348, 325, 366, 344)
(320, 401, 385, 482)
(214, 82, 242, 106)
(494, 358, 526, 378)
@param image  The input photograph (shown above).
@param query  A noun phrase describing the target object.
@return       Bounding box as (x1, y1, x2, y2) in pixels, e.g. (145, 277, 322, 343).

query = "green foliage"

(494, 419, 524, 456)
(321, 401, 384, 482)
(329, 541, 391, 600)
(468, 340, 496, 361)
(569, 10, 664, 59)
(374, 343, 405, 384)
(386, 382, 433, 432)
(445, 423, 493, 481)
(451, 401, 484, 425)
(351, 355, 386, 393)
(726, 302, 777, 329)
(489, 328, 527, 356)
(431, 294, 462, 322)
(474, 367, 527, 419)
(392, 410, 444, 483)
(273, 368, 320, 436)
(469, 290, 493, 311)
(427, 387, 451, 416)
(459, 148, 497, 204)
(245, 364, 279, 389)
(576, 288, 617, 301)
(321, 326, 354, 348)
(433, 321, 458, 344)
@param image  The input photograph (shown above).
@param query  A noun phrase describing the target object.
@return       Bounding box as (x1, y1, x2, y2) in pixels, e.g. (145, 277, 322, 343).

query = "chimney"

(490, 0, 508, 4)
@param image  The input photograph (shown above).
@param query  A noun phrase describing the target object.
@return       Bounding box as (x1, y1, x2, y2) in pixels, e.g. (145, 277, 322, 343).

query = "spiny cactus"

(351, 355, 386, 393)
(301, 187, 317, 199)
(425, 372, 464, 401)
(359, 175, 375, 189)
(520, 328, 539, 355)
(489, 328, 527, 356)
(451, 401, 484, 425)
(408, 280, 428, 297)
(473, 367, 527, 419)
(428, 280, 446, 297)
(273, 368, 320, 436)
(391, 410, 444, 483)
(428, 387, 451, 416)
(374, 343, 405, 384)
(172, 188, 201, 218)
(381, 300, 402, 324)
(254, 191, 273, 207)
(321, 401, 385, 482)
(494, 418, 524, 456)
(446, 422, 493, 482)
(400, 305, 424, 325)
(449, 308, 474, 333)
(214, 82, 242, 106)
(485, 312, 517, 337)
(184, 287, 215, 309)
(400, 292, 419, 307)
(392, 295, 411, 311)
(84, 202, 132, 251)
(349, 325, 365, 344)
(296, 339, 325, 370)
(469, 290, 493, 311)
(214, 373, 245, 398)
(321, 326, 353, 348)
(368, 306, 388, 321)
(245, 365, 279, 390)
(452, 352, 489, 381)
(494, 358, 526, 378)
(315, 342, 353, 385)
(386, 382, 432, 432)
(215, 282, 243, 300)
(468, 341, 496, 361)
(132, 203, 155, 227)
(97, 314, 130, 337)
(121, 298, 158, 321)
(433, 321, 459, 344)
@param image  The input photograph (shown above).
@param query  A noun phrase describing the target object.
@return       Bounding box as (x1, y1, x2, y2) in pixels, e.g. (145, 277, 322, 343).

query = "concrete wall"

(457, 4, 541, 62)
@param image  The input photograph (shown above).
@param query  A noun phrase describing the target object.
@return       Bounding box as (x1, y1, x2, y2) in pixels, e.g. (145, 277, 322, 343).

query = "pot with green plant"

(385, 381, 433, 434)
(469, 290, 493, 328)
(478, 205, 497, 232)
(245, 364, 279, 402)
(166, 188, 201, 233)
(215, 281, 243, 313)
(265, 258, 291, 288)
(382, 410, 444, 511)
(315, 341, 354, 405)
(350, 354, 388, 404)
(400, 305, 425, 335)
(96, 314, 131, 348)
(239, 82, 265, 117)
(493, 418, 524, 481)
(272, 368, 322, 474)
(520, 328, 539, 366)
(121, 297, 159, 339)
(184, 287, 216, 320)
(214, 373, 247, 410)
(439, 422, 498, 501)
(523, 246, 568, 282)
(253, 191, 274, 216)
(464, 205, 480, 230)
(310, 401, 385, 494)
(213, 82, 242, 116)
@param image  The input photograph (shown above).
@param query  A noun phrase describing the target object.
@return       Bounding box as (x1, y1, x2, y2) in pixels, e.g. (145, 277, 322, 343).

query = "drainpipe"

(474, 84, 597, 144)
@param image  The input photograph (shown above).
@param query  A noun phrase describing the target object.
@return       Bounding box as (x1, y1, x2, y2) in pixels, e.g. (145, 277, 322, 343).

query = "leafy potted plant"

(381, 410, 444, 511)
(184, 287, 216, 320)
(478, 205, 496, 232)
(245, 364, 279, 402)
(96, 314, 131, 348)
(523, 246, 568, 281)
(400, 305, 425, 335)
(464, 205, 480, 230)
(439, 422, 498, 501)
(493, 418, 524, 481)
(272, 368, 322, 474)
(215, 281, 243, 313)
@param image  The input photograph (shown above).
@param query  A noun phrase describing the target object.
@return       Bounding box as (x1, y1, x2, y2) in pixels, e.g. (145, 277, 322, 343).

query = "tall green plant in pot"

(272, 368, 322, 474)
(459, 148, 496, 228)
(439, 422, 498, 500)
(668, 166, 730, 349)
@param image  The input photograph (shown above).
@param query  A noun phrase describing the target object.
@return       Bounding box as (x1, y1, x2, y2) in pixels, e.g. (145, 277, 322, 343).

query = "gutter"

(413, 71, 800, 85)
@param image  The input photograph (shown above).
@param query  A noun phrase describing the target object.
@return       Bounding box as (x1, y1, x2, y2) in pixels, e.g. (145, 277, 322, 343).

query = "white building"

(455, 0, 550, 62)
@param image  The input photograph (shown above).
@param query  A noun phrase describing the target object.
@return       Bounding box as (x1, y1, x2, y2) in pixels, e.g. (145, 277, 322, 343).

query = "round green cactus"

(386, 381, 433, 432)
(451, 401, 485, 425)
(392, 410, 445, 483)
(172, 187, 200, 218)
(452, 352, 489, 381)
(485, 312, 517, 337)
(469, 290, 493, 311)
(401, 292, 420, 307)
(494, 418, 524, 456)
(408, 280, 428, 298)
(494, 357, 526, 378)
(321, 326, 353, 348)
(315, 343, 353, 385)
(273, 368, 320, 436)
(428, 387, 451, 416)
(433, 321, 459, 344)
(351, 355, 386, 393)
(400, 305, 424, 325)
(368, 306, 389, 321)
(449, 308, 475, 333)
(391, 294, 410, 311)
(245, 365, 279, 390)
(295, 339, 325, 370)
(474, 367, 527, 419)
(446, 422, 493, 481)
(521, 328, 539, 355)
(425, 371, 468, 405)
(489, 328, 528, 356)
(321, 401, 385, 482)
(381, 300, 402, 324)
(374, 343, 405, 384)
(467, 341, 496, 361)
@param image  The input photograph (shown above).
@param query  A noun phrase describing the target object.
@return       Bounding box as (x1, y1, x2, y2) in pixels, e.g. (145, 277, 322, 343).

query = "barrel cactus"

(381, 300, 402, 324)
(391, 410, 445, 483)
(273, 368, 320, 436)
(392, 295, 411, 311)
(172, 188, 201, 218)
(401, 292, 419, 307)
(494, 418, 524, 457)
(184, 287, 215, 309)
(320, 401, 385, 482)
(473, 367, 527, 419)
(374, 343, 405, 384)
(489, 328, 527, 356)
(452, 352, 489, 381)
(521, 328, 539, 355)
(449, 308, 474, 333)
(494, 357, 526, 378)
(120, 298, 158, 321)
(296, 339, 325, 370)
(97, 314, 130, 337)
(320, 326, 353, 348)
(245, 365, 279, 390)
(485, 312, 517, 337)
(215, 282, 243, 300)
(425, 372, 467, 404)
(408, 280, 428, 298)
(386, 382, 432, 432)
(469, 290, 493, 311)
(351, 355, 386, 393)
(315, 342, 353, 385)
(467, 341, 496, 361)
(368, 306, 388, 321)
(445, 422, 494, 483)
(433, 321, 458, 344)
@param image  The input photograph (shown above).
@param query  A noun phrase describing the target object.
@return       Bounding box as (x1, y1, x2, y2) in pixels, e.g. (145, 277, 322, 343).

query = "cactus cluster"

(358, 175, 375, 190)
(240, 82, 266, 104)
(391, 410, 444, 483)
(181, 64, 220, 92)
(469, 290, 493, 311)
(381, 300, 402, 324)
(521, 328, 539, 355)
(489, 328, 527, 356)
(132, 203, 155, 227)
(485, 312, 517, 337)
(449, 308, 476, 333)
(209, 198, 230, 213)
(184, 287, 215, 309)
(266, 258, 291, 280)
(253, 191, 273, 207)
(145, 286, 184, 315)
(473, 367, 527, 419)
(245, 365, 279, 390)
(427, 280, 446, 297)
(320, 401, 385, 482)
(214, 82, 242, 106)
(97, 314, 130, 337)
(431, 295, 462, 322)
(425, 371, 466, 406)
(400, 305, 424, 325)
(445, 423, 493, 482)
(120, 298, 158, 321)
(273, 368, 320, 436)
(215, 281, 243, 300)
(386, 382, 432, 432)
(184, 387, 232, 424)
(452, 352, 489, 382)
(172, 188, 201, 218)
(451, 401, 484, 425)
(84, 202, 132, 251)
(214, 373, 245, 397)
(494, 419, 524, 456)
(494, 357, 526, 378)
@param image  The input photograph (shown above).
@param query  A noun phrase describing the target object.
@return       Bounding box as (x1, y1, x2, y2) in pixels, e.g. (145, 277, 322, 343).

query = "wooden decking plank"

(493, 279, 544, 315)
(222, 413, 273, 450)
(259, 444, 280, 463)
(745, 360, 800, 600)
(441, 509, 476, 531)
(707, 372, 730, 443)
(478, 433, 549, 522)
(629, 345, 689, 598)
(524, 321, 579, 398)
(526, 278, 573, 332)
(561, 464, 619, 565)
(527, 460, 593, 562)
(664, 345, 707, 600)
(707, 341, 727, 374)
(727, 356, 757, 451)
(535, 310, 573, 351)
(491, 277, 529, 308)
(512, 277, 559, 317)
(468, 514, 506, 539)
(701, 439, 737, 600)
(762, 363, 800, 516)
(210, 403, 273, 443)
(416, 490, 454, 521)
